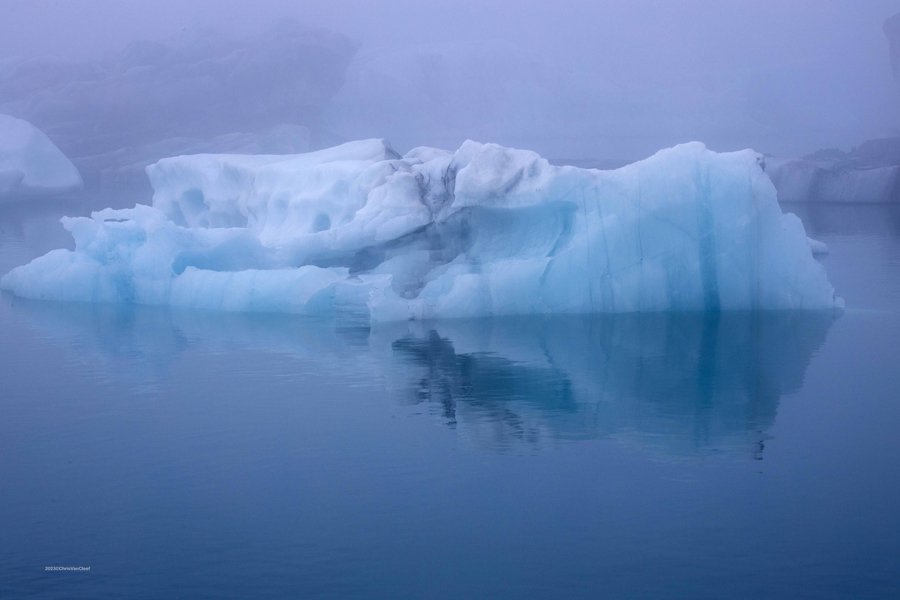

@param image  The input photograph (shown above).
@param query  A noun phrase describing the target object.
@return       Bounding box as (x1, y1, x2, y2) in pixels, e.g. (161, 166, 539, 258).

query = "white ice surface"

(1, 139, 841, 319)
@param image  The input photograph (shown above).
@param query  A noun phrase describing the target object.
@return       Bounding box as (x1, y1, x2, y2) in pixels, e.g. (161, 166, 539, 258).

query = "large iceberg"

(0, 114, 81, 198)
(0, 140, 841, 320)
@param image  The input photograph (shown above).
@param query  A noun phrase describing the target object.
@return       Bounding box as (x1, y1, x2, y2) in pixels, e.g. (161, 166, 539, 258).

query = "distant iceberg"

(1, 140, 841, 320)
(0, 23, 354, 192)
(0, 114, 81, 198)
(768, 138, 900, 204)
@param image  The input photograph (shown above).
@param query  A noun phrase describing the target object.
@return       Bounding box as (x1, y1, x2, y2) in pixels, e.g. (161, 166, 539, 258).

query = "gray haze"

(1, 0, 898, 166)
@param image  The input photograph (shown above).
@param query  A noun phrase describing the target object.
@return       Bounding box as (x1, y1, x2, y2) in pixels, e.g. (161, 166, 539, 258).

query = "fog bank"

(1, 0, 897, 167)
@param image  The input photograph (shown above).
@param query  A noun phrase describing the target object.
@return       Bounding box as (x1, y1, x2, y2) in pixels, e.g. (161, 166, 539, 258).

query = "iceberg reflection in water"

(5, 296, 832, 456)
(390, 313, 831, 456)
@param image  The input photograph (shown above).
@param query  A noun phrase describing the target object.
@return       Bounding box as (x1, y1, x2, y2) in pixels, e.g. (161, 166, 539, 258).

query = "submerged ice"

(0, 139, 841, 320)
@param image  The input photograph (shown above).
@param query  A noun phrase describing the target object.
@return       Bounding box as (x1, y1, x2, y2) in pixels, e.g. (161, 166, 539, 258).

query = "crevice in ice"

(694, 163, 720, 312)
(440, 161, 459, 211)
(581, 187, 597, 309)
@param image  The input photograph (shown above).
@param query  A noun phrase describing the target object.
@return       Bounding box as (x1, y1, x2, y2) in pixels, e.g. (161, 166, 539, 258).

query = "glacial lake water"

(0, 198, 899, 599)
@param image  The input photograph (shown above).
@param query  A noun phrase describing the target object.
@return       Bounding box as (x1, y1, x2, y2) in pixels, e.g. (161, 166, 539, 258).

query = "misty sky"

(1, 0, 898, 160)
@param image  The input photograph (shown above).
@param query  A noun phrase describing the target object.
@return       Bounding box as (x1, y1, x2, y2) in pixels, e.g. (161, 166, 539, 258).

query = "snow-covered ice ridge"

(1, 139, 841, 319)
(0, 114, 81, 198)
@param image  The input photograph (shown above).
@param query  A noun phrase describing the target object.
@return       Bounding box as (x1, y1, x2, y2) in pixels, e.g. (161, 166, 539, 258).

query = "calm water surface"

(0, 198, 898, 599)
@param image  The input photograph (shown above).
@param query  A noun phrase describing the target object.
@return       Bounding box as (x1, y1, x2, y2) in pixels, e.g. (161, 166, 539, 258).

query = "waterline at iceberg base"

(0, 139, 841, 320)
